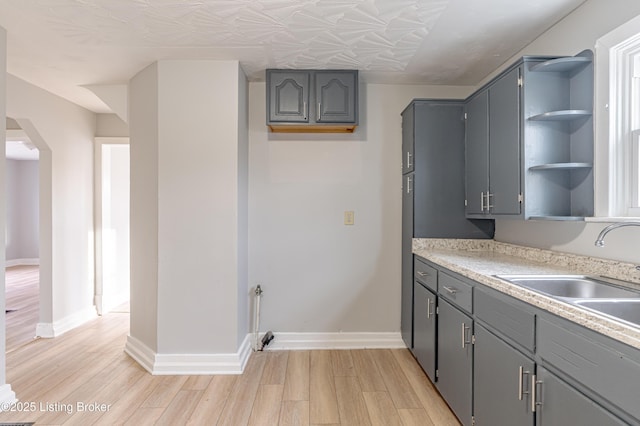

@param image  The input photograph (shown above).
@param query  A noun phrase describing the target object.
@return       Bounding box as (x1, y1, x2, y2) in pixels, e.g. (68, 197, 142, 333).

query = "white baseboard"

(5, 258, 39, 267)
(125, 333, 252, 375)
(0, 384, 16, 410)
(36, 306, 98, 338)
(264, 332, 406, 350)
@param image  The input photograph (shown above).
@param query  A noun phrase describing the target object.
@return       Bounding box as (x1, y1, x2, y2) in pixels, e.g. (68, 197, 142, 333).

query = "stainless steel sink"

(496, 275, 640, 299)
(574, 299, 640, 327)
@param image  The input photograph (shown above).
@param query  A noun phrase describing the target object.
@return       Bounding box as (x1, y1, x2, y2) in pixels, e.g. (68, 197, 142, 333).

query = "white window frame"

(593, 14, 640, 220)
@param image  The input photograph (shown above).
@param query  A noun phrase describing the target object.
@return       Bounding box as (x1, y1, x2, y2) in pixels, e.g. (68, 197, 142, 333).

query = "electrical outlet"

(344, 211, 355, 225)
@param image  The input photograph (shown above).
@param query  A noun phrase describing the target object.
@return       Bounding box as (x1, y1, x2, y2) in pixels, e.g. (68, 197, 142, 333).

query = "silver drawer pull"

(426, 297, 433, 319)
(443, 286, 457, 295)
(416, 271, 429, 277)
(461, 323, 472, 348)
(518, 366, 531, 401)
(531, 375, 542, 412)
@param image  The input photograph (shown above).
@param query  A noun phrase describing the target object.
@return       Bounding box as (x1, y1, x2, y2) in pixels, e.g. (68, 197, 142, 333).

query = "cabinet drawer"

(538, 316, 640, 421)
(414, 258, 437, 292)
(474, 288, 535, 352)
(439, 272, 472, 313)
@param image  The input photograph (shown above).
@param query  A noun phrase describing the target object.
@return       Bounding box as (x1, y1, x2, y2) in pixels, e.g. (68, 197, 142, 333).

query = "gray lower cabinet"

(408, 257, 637, 426)
(534, 367, 626, 426)
(474, 324, 534, 426)
(437, 298, 473, 426)
(413, 281, 436, 382)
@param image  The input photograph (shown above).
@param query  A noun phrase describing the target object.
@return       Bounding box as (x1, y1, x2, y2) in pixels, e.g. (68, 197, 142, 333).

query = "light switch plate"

(344, 211, 354, 225)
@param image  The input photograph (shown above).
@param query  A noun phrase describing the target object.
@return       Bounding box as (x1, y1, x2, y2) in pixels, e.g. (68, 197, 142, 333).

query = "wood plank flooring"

(5, 265, 40, 352)
(1, 266, 460, 425)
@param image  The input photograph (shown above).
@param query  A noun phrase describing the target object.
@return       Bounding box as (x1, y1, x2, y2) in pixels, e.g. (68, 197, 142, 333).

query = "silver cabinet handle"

(426, 297, 433, 319)
(487, 192, 494, 209)
(317, 102, 321, 121)
(442, 286, 457, 295)
(518, 366, 531, 401)
(407, 151, 413, 169)
(461, 323, 472, 348)
(406, 176, 413, 194)
(303, 101, 307, 120)
(480, 191, 485, 211)
(416, 271, 429, 277)
(531, 375, 542, 412)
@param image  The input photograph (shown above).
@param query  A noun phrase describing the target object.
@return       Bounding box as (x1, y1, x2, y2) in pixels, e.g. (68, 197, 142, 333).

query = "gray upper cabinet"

(315, 71, 357, 123)
(465, 66, 522, 217)
(489, 67, 522, 215)
(266, 69, 358, 132)
(465, 50, 594, 220)
(522, 50, 594, 219)
(465, 91, 489, 215)
(267, 70, 310, 123)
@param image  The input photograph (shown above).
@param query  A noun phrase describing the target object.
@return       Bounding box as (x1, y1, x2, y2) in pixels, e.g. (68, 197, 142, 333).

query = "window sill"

(584, 217, 640, 223)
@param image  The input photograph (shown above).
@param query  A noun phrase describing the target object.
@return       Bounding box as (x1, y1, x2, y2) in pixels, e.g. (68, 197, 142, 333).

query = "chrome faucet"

(594, 222, 640, 247)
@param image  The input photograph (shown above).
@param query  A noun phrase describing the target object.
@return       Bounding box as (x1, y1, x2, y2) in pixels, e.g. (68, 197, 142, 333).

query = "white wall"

(488, 0, 640, 264)
(7, 74, 96, 331)
(237, 66, 249, 347)
(156, 60, 245, 354)
(96, 113, 129, 137)
(129, 60, 249, 360)
(5, 159, 39, 261)
(248, 83, 472, 333)
(129, 62, 159, 352)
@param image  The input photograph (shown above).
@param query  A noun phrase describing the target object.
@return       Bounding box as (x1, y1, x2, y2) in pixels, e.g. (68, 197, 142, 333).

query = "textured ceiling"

(0, 0, 585, 113)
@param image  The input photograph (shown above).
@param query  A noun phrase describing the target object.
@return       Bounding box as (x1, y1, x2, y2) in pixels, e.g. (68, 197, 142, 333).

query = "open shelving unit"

(523, 50, 594, 220)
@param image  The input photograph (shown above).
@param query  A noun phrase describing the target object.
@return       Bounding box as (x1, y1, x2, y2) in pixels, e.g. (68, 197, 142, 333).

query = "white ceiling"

(0, 0, 585, 113)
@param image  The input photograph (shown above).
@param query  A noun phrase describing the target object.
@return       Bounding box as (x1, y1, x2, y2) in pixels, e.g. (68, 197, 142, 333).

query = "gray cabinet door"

(315, 71, 357, 123)
(489, 66, 521, 215)
(401, 174, 414, 348)
(465, 91, 489, 215)
(474, 324, 534, 426)
(437, 298, 473, 426)
(413, 282, 436, 381)
(402, 104, 415, 174)
(267, 70, 310, 123)
(536, 367, 626, 426)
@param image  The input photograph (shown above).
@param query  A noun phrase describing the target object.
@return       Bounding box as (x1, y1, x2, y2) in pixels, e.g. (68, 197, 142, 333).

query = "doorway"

(94, 138, 130, 315)
(5, 121, 40, 350)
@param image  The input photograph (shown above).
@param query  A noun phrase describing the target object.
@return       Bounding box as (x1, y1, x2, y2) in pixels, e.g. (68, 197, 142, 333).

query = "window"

(595, 15, 640, 218)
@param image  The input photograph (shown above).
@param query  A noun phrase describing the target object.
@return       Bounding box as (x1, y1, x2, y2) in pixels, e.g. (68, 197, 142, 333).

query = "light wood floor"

(2, 266, 459, 425)
(5, 265, 40, 352)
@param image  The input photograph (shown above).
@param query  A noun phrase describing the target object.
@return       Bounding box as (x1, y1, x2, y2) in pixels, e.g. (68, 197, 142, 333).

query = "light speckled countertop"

(413, 238, 640, 350)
